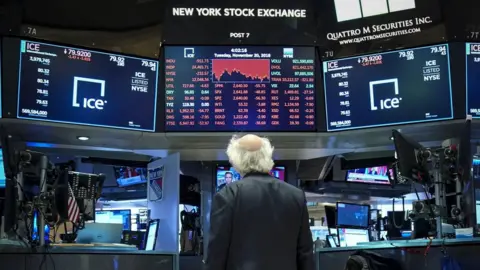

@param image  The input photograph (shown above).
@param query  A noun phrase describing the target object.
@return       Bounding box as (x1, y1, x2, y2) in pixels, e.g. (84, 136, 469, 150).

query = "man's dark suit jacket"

(204, 172, 314, 270)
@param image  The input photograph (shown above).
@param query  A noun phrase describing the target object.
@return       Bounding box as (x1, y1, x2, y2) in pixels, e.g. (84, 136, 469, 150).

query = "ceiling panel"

(0, 118, 470, 160)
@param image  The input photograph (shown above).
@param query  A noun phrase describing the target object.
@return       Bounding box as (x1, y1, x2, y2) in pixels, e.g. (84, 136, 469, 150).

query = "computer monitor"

(95, 209, 131, 230)
(392, 130, 428, 183)
(345, 166, 391, 185)
(370, 209, 378, 221)
(476, 198, 480, 225)
(215, 165, 286, 191)
(337, 228, 370, 247)
(324, 205, 336, 228)
(326, 235, 337, 247)
(114, 166, 147, 187)
(336, 202, 370, 228)
(145, 219, 159, 251)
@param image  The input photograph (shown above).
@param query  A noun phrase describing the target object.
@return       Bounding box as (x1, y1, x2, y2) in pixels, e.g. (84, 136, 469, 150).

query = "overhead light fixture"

(77, 136, 90, 141)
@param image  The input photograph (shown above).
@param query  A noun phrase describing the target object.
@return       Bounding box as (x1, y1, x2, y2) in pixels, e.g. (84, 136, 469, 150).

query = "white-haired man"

(204, 134, 314, 270)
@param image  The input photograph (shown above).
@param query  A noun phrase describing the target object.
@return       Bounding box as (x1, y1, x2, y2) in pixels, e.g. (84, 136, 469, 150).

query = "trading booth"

(2, 0, 480, 270)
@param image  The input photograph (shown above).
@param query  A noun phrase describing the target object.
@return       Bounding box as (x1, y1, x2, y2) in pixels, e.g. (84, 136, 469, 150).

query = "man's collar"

(243, 172, 270, 178)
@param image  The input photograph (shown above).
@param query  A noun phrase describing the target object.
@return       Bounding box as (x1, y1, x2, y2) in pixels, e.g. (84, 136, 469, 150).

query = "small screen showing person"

(216, 166, 285, 191)
(346, 166, 390, 184)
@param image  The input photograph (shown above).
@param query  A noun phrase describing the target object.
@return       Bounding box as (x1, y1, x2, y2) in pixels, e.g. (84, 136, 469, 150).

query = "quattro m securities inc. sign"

(319, 0, 443, 46)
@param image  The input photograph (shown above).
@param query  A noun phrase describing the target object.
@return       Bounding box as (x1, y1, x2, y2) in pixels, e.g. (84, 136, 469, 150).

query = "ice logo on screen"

(283, 48, 294, 58)
(184, 48, 195, 58)
(72, 77, 107, 110)
(369, 78, 401, 111)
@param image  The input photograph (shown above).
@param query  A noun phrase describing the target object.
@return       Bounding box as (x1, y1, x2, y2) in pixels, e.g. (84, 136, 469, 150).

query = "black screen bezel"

(336, 202, 370, 229)
(344, 166, 391, 186)
(1, 36, 165, 132)
(144, 218, 160, 251)
(161, 44, 323, 132)
(323, 42, 462, 132)
(95, 209, 132, 230)
(213, 163, 288, 193)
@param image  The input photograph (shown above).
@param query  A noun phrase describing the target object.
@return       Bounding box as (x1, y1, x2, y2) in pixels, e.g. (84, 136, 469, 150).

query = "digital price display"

(17, 41, 159, 131)
(164, 46, 316, 131)
(323, 44, 453, 131)
(466, 43, 480, 117)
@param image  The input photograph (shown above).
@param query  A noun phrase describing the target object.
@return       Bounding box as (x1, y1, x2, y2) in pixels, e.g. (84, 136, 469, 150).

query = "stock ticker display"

(323, 44, 453, 131)
(466, 43, 480, 118)
(17, 41, 159, 131)
(164, 46, 316, 131)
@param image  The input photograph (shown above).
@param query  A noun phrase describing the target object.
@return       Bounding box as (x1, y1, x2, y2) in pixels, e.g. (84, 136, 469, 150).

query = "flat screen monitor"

(326, 235, 337, 247)
(216, 165, 285, 191)
(164, 46, 316, 131)
(114, 167, 147, 187)
(345, 166, 391, 185)
(17, 40, 159, 131)
(324, 205, 336, 228)
(337, 228, 370, 247)
(477, 200, 480, 225)
(370, 209, 378, 221)
(466, 43, 480, 117)
(336, 202, 369, 228)
(95, 209, 131, 230)
(323, 44, 453, 131)
(0, 150, 5, 188)
(145, 219, 159, 251)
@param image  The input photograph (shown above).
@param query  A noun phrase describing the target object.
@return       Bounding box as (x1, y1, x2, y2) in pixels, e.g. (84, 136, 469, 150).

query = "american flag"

(67, 183, 80, 223)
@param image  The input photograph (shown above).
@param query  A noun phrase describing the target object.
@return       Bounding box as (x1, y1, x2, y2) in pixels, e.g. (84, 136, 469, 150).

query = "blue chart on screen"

(17, 41, 159, 131)
(164, 46, 316, 131)
(323, 44, 453, 131)
(466, 43, 480, 117)
(337, 203, 369, 228)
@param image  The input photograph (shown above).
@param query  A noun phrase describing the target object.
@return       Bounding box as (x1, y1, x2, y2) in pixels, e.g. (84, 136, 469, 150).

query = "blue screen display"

(95, 210, 131, 230)
(164, 46, 316, 131)
(0, 150, 5, 188)
(17, 40, 159, 131)
(466, 43, 480, 117)
(337, 203, 369, 228)
(323, 44, 453, 131)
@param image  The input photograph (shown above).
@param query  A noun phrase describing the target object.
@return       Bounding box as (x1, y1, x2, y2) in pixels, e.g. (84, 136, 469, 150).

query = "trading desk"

(0, 242, 177, 270)
(317, 238, 480, 270)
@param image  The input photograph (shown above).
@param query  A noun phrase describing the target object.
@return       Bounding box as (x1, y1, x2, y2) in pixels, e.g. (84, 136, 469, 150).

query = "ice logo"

(72, 77, 107, 110)
(184, 48, 195, 58)
(369, 78, 402, 111)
